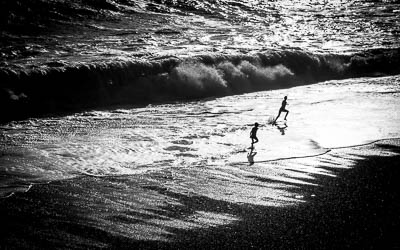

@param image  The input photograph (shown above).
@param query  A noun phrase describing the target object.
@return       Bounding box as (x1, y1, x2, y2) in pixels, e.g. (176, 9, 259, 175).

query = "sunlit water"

(1, 0, 399, 69)
(1, 75, 399, 201)
(2, 0, 400, 243)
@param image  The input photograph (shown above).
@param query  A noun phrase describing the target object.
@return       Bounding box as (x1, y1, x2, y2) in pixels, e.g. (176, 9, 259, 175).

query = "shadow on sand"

(1, 143, 400, 249)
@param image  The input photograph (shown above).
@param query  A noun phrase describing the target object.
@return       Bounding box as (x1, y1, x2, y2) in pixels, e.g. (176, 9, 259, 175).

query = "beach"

(1, 0, 400, 248)
(1, 74, 400, 249)
(1, 138, 399, 249)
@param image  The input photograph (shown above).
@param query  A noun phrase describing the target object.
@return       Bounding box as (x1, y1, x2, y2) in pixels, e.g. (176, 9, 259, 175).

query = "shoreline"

(1, 139, 400, 249)
(3, 136, 400, 200)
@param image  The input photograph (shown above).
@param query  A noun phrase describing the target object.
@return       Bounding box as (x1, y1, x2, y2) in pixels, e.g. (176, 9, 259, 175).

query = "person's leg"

(284, 110, 289, 120)
(274, 110, 282, 123)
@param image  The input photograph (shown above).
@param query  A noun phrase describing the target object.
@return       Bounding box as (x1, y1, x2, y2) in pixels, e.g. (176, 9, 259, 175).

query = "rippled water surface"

(1, 0, 399, 68)
(1, 1, 400, 244)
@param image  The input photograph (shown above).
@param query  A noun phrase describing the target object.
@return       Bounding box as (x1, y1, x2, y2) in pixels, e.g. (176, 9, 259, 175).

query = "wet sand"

(1, 139, 399, 249)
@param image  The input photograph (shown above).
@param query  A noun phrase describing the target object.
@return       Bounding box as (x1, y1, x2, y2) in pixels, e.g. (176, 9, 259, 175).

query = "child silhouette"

(249, 122, 259, 148)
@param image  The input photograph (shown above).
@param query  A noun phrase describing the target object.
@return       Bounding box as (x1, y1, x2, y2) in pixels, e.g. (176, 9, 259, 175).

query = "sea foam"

(1, 48, 400, 122)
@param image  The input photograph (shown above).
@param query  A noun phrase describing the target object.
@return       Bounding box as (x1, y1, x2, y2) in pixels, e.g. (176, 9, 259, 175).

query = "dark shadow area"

(1, 143, 399, 249)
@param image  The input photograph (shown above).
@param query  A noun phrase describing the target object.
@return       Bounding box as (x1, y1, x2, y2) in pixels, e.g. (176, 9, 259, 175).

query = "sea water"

(1, 0, 400, 241)
(1, 0, 399, 64)
(1, 75, 399, 200)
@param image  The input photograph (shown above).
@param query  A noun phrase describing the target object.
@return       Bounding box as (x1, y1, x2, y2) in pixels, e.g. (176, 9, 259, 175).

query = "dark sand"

(1, 140, 399, 249)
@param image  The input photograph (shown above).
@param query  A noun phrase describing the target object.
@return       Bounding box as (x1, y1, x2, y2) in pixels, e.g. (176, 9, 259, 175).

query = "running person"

(250, 122, 259, 147)
(273, 96, 289, 123)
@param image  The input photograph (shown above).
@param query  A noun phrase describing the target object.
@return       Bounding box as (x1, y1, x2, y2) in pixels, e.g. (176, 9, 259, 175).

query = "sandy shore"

(1, 139, 399, 249)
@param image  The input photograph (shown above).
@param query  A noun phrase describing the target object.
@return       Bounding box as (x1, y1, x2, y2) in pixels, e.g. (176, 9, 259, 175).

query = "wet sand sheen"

(1, 1, 400, 248)
(1, 139, 399, 249)
(2, 75, 399, 199)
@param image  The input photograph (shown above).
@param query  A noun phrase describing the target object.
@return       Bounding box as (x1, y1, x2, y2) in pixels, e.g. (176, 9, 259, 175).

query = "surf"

(1, 74, 400, 198)
(1, 48, 400, 123)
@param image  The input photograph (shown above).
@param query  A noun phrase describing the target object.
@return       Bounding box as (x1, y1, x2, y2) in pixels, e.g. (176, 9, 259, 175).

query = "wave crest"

(1, 48, 399, 122)
(170, 63, 228, 97)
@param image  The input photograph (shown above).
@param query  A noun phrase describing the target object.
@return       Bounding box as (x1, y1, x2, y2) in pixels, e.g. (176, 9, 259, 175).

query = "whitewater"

(1, 74, 400, 199)
(1, 0, 400, 247)
(1, 0, 400, 122)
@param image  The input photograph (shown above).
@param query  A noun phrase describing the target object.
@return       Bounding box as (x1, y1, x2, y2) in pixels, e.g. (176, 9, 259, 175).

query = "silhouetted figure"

(250, 122, 259, 148)
(274, 96, 289, 124)
(247, 147, 257, 166)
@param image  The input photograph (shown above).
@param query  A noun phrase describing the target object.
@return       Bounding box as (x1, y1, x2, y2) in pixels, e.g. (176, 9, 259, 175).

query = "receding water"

(1, 2, 400, 243)
(1, 75, 399, 201)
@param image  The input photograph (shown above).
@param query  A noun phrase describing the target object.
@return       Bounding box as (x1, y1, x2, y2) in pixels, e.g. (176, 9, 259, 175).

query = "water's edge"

(2, 137, 399, 200)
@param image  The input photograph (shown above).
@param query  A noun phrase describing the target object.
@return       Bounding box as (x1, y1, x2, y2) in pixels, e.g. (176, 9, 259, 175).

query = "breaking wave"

(1, 48, 400, 122)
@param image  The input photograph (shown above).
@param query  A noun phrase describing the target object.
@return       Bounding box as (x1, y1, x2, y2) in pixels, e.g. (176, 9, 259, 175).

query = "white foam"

(1, 75, 400, 199)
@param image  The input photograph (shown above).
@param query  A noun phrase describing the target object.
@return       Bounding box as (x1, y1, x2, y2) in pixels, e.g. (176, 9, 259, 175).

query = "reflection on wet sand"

(247, 147, 257, 166)
(275, 122, 288, 135)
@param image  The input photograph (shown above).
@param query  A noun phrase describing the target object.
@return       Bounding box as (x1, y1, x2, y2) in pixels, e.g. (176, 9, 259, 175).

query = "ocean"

(1, 0, 400, 248)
